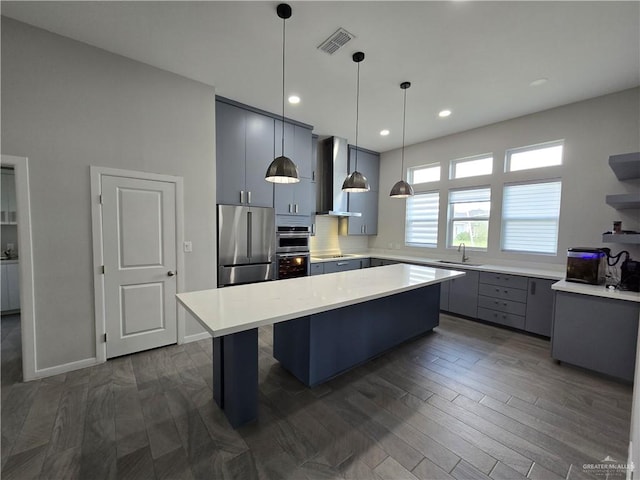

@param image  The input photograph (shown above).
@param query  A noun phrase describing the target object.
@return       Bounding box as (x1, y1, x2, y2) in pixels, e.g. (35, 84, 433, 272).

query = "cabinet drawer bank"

(176, 264, 464, 428)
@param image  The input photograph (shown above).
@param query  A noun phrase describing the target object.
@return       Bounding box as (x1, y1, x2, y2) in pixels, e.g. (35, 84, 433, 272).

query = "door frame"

(0, 155, 37, 381)
(90, 166, 185, 363)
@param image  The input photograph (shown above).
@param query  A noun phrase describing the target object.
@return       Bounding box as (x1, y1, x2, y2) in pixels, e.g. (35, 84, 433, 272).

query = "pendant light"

(390, 81, 414, 198)
(342, 52, 370, 193)
(265, 3, 300, 184)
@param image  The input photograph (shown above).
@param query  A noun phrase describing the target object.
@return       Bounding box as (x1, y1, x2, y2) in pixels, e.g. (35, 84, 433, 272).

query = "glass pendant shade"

(265, 155, 300, 183)
(342, 171, 370, 192)
(389, 179, 414, 198)
(265, 3, 300, 184)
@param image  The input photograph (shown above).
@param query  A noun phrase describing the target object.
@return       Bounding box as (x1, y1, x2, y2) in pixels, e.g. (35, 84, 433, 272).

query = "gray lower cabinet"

(440, 279, 450, 311)
(525, 278, 555, 336)
(323, 259, 361, 274)
(310, 263, 324, 276)
(1, 262, 20, 312)
(370, 258, 399, 267)
(360, 258, 371, 269)
(446, 270, 479, 318)
(552, 291, 639, 381)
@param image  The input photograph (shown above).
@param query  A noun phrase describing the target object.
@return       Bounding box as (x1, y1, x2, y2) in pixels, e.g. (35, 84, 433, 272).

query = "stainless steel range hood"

(316, 136, 362, 217)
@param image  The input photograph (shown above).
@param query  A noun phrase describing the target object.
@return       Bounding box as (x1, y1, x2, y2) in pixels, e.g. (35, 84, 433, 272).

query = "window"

(506, 141, 563, 172)
(408, 163, 440, 184)
(450, 154, 493, 179)
(448, 187, 491, 249)
(405, 191, 439, 247)
(501, 180, 562, 254)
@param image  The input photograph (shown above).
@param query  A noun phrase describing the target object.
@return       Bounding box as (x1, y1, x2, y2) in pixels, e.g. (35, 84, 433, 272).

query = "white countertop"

(177, 264, 464, 338)
(552, 280, 640, 303)
(311, 251, 564, 281)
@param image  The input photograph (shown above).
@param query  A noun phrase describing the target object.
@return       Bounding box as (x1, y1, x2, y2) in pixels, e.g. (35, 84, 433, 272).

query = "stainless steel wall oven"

(276, 226, 310, 279)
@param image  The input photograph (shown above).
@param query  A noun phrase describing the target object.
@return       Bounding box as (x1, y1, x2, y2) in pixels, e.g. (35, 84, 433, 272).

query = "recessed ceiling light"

(288, 95, 301, 104)
(438, 109, 452, 118)
(529, 78, 548, 87)
(380, 129, 390, 136)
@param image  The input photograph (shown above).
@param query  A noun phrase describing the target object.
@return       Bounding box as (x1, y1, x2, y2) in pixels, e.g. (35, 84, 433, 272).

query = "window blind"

(449, 187, 491, 204)
(501, 181, 562, 254)
(405, 192, 439, 247)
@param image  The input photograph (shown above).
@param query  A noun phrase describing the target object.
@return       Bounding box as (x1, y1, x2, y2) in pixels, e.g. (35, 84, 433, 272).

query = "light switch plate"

(184, 241, 192, 253)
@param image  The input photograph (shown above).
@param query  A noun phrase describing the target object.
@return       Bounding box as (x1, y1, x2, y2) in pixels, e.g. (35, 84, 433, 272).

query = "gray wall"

(1, 18, 216, 370)
(373, 88, 640, 267)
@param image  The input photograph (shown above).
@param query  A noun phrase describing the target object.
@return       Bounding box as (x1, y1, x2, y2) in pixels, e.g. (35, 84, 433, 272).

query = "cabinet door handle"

(364, 225, 367, 234)
(495, 288, 500, 293)
(294, 204, 298, 213)
(337, 262, 348, 266)
(288, 204, 292, 213)
(240, 190, 245, 203)
(504, 290, 509, 294)
(247, 191, 252, 204)
(530, 281, 536, 295)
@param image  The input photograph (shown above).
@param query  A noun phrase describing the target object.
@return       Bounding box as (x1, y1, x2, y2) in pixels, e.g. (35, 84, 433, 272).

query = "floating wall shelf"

(605, 193, 640, 209)
(602, 233, 640, 244)
(609, 152, 640, 181)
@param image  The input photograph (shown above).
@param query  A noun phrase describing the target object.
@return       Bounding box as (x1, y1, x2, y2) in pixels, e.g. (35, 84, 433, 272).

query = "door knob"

(167, 271, 176, 277)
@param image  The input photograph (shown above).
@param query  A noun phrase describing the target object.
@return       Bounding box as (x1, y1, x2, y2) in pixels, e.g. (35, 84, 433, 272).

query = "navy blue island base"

(211, 282, 441, 428)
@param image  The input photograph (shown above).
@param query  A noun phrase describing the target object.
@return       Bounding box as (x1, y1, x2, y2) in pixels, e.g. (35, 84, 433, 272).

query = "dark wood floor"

(1, 312, 632, 479)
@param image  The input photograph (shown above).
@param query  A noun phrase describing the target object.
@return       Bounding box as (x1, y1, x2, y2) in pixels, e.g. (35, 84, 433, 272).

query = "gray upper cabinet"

(274, 120, 315, 217)
(346, 146, 380, 235)
(525, 278, 555, 336)
(216, 100, 274, 207)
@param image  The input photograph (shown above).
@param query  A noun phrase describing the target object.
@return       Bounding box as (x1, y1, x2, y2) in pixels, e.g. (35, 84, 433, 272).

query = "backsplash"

(311, 216, 369, 254)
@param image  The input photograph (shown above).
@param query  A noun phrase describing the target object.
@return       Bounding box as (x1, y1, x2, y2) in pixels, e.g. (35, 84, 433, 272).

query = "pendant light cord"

(354, 60, 360, 172)
(401, 87, 407, 177)
(281, 14, 286, 155)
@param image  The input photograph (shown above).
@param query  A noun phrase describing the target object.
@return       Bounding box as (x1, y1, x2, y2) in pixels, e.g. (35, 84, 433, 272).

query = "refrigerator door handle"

(247, 211, 252, 258)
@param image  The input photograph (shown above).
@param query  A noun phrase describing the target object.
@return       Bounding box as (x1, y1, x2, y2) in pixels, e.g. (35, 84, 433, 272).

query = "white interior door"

(101, 175, 177, 358)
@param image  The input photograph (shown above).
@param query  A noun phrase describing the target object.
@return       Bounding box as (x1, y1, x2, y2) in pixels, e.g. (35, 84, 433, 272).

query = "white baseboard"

(182, 331, 212, 344)
(28, 357, 100, 381)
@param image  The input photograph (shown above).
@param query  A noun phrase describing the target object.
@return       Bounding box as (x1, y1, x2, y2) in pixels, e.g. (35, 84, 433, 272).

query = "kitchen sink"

(436, 260, 483, 267)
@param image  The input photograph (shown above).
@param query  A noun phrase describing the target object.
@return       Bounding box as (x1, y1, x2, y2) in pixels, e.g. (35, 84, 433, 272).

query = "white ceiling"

(2, 1, 639, 153)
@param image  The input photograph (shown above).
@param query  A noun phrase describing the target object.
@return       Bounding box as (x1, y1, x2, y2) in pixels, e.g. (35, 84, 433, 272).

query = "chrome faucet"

(457, 243, 469, 263)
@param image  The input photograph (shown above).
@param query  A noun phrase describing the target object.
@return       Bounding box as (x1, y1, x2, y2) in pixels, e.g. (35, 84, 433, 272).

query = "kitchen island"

(177, 264, 464, 428)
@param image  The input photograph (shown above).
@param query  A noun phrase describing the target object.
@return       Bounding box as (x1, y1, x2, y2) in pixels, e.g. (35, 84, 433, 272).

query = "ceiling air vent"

(317, 28, 355, 55)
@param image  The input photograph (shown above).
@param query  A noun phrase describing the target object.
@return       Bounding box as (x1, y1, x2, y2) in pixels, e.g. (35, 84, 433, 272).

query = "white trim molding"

(90, 166, 186, 362)
(1, 155, 37, 381)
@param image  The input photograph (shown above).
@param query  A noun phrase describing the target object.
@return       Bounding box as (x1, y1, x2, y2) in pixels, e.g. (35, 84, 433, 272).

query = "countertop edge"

(551, 280, 640, 303)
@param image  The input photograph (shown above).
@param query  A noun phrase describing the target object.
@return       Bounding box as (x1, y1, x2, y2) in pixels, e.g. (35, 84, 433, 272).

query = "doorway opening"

(0, 155, 36, 382)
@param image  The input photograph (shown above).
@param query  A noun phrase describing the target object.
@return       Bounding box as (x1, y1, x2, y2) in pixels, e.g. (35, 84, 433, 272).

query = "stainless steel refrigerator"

(217, 204, 275, 287)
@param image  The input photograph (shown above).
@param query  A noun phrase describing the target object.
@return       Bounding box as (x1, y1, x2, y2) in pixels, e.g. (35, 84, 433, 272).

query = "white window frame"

(447, 186, 491, 250)
(500, 179, 562, 255)
(408, 162, 441, 186)
(405, 190, 440, 248)
(449, 153, 493, 180)
(505, 140, 564, 173)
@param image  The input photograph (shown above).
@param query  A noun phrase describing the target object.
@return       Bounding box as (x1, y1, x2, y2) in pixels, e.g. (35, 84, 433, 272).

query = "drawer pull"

(337, 262, 348, 266)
